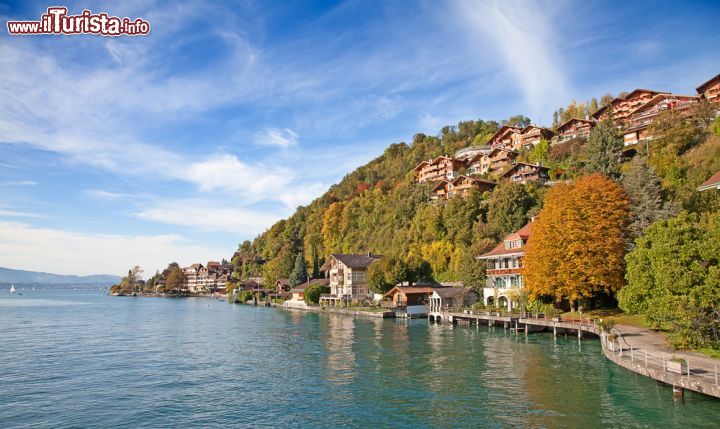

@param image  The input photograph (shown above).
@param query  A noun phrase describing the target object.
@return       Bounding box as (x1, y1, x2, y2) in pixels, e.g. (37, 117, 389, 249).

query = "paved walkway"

(615, 324, 720, 383)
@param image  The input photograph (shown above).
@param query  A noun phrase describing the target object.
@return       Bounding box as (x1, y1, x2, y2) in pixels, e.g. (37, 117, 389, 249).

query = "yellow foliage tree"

(524, 174, 629, 309)
(420, 240, 455, 275)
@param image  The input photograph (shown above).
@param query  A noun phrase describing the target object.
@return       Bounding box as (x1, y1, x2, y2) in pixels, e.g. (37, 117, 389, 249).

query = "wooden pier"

(429, 310, 720, 400)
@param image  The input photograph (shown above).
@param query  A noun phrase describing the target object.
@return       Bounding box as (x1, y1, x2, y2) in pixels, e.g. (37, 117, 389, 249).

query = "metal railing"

(603, 327, 720, 386)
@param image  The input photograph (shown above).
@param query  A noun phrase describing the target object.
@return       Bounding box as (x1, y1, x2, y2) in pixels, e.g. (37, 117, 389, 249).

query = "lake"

(1, 290, 718, 428)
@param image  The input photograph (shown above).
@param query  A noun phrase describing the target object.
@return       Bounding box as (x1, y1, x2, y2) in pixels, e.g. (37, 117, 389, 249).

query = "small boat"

(10, 284, 16, 293)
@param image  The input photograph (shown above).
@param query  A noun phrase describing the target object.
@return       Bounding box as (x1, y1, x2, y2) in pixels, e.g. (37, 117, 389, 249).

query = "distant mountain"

(0, 267, 121, 286)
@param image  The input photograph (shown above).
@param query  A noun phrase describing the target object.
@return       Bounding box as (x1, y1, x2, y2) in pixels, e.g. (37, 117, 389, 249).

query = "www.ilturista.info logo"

(7, 7, 150, 36)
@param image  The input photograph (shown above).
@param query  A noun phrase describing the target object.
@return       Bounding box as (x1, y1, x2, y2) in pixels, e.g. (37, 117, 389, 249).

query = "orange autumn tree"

(524, 174, 630, 310)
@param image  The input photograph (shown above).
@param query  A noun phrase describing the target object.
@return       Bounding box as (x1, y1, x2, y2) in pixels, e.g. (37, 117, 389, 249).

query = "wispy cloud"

(453, 0, 572, 120)
(0, 209, 45, 218)
(0, 220, 225, 276)
(0, 180, 37, 186)
(254, 128, 299, 147)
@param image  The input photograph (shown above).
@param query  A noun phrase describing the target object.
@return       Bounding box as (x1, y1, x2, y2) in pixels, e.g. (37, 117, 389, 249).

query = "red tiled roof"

(478, 222, 533, 258)
(696, 74, 720, 94)
(698, 171, 720, 191)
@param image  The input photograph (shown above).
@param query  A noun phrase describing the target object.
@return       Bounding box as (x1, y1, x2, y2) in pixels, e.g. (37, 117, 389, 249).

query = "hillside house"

(428, 287, 478, 312)
(433, 175, 496, 200)
(552, 118, 595, 144)
(698, 171, 720, 192)
(697, 74, 720, 103)
(487, 147, 518, 175)
(500, 162, 550, 185)
(519, 125, 555, 148)
(414, 156, 465, 183)
(477, 222, 532, 311)
(622, 94, 700, 146)
(592, 89, 669, 124)
(467, 152, 490, 176)
(319, 253, 382, 304)
(487, 125, 522, 149)
(454, 145, 492, 162)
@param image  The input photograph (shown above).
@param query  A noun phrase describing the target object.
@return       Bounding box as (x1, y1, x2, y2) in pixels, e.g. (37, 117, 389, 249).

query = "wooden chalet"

(428, 287, 478, 312)
(697, 74, 720, 103)
(592, 89, 669, 124)
(467, 152, 490, 176)
(290, 278, 330, 301)
(486, 125, 522, 149)
(413, 156, 464, 183)
(519, 125, 554, 148)
(487, 147, 518, 175)
(623, 94, 700, 146)
(500, 162, 550, 185)
(432, 175, 496, 200)
(552, 118, 595, 144)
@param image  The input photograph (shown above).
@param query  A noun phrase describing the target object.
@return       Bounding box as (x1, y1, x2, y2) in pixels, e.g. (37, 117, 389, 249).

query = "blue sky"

(1, 0, 719, 276)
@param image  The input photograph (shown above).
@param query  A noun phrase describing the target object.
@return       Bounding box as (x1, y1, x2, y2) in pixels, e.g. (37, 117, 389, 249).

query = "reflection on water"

(1, 290, 718, 429)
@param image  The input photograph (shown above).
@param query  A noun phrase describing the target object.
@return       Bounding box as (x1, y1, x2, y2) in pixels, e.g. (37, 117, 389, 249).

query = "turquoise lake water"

(1, 290, 718, 428)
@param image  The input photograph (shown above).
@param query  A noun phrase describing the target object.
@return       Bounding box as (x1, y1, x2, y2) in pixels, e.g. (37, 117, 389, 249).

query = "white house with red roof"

(477, 222, 532, 310)
(698, 171, 720, 192)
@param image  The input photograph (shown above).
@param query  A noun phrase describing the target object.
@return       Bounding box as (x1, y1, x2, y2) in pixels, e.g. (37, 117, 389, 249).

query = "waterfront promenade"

(430, 310, 720, 400)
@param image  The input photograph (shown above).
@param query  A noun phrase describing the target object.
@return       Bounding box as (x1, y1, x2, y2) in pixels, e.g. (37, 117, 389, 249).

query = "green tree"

(503, 114, 531, 128)
(619, 212, 720, 349)
(621, 157, 677, 241)
(288, 253, 308, 288)
(456, 246, 486, 292)
(164, 266, 186, 294)
(304, 283, 329, 305)
(368, 256, 409, 294)
(486, 183, 539, 238)
(584, 121, 624, 178)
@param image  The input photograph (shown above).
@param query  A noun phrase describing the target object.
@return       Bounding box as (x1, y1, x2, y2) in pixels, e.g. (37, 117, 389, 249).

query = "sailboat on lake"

(10, 284, 16, 293)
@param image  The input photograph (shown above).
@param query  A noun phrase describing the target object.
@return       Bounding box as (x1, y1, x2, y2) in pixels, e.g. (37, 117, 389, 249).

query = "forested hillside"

(232, 101, 720, 306)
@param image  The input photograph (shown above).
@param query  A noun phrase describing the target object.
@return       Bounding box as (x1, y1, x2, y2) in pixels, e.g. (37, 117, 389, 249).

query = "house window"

(351, 270, 366, 283)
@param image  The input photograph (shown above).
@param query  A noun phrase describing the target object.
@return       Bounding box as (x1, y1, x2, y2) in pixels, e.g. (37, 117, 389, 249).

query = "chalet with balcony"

(467, 152, 490, 176)
(592, 89, 669, 124)
(697, 74, 720, 103)
(477, 222, 532, 311)
(487, 125, 522, 149)
(319, 253, 382, 305)
(552, 118, 595, 144)
(623, 94, 700, 146)
(519, 125, 554, 148)
(698, 171, 720, 192)
(433, 175, 496, 200)
(500, 162, 550, 185)
(414, 156, 465, 183)
(487, 147, 518, 175)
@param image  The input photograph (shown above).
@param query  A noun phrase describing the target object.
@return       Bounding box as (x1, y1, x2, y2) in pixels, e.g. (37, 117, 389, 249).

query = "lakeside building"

(552, 118, 595, 144)
(428, 287, 478, 312)
(182, 261, 231, 293)
(432, 175, 496, 200)
(319, 253, 382, 305)
(696, 74, 720, 103)
(477, 222, 532, 310)
(500, 162, 550, 185)
(290, 278, 330, 302)
(414, 156, 465, 183)
(385, 285, 436, 317)
(698, 171, 720, 192)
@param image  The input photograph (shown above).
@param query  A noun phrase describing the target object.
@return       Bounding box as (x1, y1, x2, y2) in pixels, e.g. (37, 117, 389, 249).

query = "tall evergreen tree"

(622, 157, 676, 241)
(288, 253, 308, 287)
(585, 121, 624, 178)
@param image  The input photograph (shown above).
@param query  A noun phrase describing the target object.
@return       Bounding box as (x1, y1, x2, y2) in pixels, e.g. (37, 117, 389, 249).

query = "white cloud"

(0, 221, 225, 276)
(85, 189, 136, 200)
(254, 127, 299, 147)
(0, 209, 45, 218)
(137, 200, 282, 235)
(0, 180, 37, 186)
(453, 0, 572, 120)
